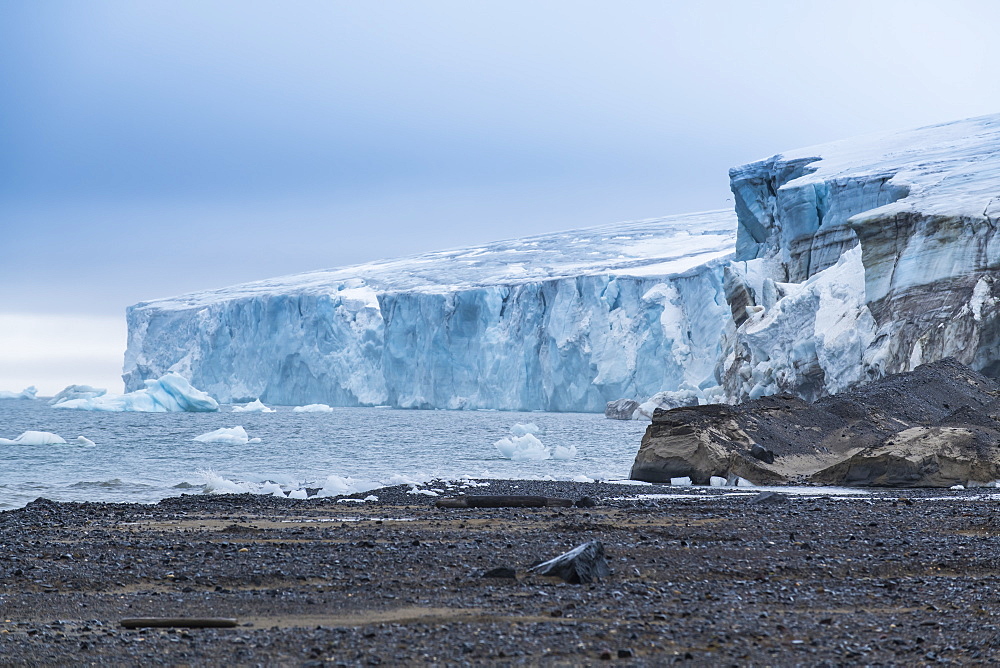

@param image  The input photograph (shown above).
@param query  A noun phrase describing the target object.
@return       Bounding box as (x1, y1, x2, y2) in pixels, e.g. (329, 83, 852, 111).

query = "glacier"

(125, 212, 736, 411)
(721, 113, 1000, 402)
(124, 113, 1000, 411)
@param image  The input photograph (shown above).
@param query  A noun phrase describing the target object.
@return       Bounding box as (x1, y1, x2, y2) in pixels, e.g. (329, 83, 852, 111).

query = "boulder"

(630, 359, 1000, 487)
(604, 399, 640, 420)
(529, 541, 611, 584)
(812, 426, 1000, 487)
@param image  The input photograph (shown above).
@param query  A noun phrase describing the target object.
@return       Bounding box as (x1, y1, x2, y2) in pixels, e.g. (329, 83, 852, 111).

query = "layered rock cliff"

(720, 114, 1000, 403)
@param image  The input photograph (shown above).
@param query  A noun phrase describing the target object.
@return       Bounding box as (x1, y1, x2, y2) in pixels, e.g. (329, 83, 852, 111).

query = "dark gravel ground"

(3, 480, 1000, 666)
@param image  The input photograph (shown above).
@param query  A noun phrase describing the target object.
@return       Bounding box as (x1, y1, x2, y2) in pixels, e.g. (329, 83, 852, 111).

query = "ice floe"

(192, 426, 258, 445)
(292, 403, 334, 413)
(231, 399, 274, 413)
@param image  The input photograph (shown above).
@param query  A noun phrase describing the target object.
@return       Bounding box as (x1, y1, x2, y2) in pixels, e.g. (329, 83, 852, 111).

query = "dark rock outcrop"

(630, 359, 1000, 487)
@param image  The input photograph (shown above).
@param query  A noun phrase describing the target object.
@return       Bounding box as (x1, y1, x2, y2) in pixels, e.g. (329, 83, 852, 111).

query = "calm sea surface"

(0, 399, 648, 509)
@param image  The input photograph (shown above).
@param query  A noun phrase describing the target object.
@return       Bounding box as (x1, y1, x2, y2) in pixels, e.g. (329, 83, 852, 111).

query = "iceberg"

(509, 422, 541, 437)
(192, 426, 257, 445)
(551, 443, 578, 460)
(0, 386, 37, 400)
(231, 399, 274, 413)
(0, 430, 67, 445)
(49, 385, 107, 405)
(54, 373, 219, 412)
(124, 211, 736, 411)
(494, 432, 550, 461)
(292, 403, 334, 413)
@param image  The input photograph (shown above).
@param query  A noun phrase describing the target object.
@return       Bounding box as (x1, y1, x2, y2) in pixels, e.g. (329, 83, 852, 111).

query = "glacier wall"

(720, 114, 1000, 403)
(125, 114, 1000, 411)
(124, 213, 735, 411)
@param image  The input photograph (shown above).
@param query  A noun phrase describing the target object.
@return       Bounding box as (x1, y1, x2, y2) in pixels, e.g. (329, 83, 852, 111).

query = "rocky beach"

(3, 480, 1000, 666)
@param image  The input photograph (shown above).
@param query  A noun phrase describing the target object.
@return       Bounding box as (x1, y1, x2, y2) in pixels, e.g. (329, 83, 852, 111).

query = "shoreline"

(2, 480, 998, 665)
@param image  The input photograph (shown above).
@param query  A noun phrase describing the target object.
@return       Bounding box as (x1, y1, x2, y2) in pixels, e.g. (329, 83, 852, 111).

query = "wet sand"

(2, 480, 1000, 665)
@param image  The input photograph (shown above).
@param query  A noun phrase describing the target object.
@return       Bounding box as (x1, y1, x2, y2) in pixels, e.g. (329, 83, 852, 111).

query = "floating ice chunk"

(193, 426, 251, 445)
(49, 385, 106, 405)
(232, 399, 274, 413)
(494, 433, 550, 461)
(293, 403, 334, 413)
(552, 444, 578, 460)
(54, 373, 218, 412)
(0, 430, 67, 445)
(709, 476, 728, 487)
(510, 422, 541, 437)
(76, 436, 96, 446)
(0, 386, 37, 400)
(572, 474, 595, 483)
(288, 489, 308, 499)
(670, 476, 693, 486)
(317, 474, 381, 497)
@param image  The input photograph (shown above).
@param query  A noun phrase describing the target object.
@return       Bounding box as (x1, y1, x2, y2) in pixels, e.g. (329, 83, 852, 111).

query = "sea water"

(0, 399, 648, 509)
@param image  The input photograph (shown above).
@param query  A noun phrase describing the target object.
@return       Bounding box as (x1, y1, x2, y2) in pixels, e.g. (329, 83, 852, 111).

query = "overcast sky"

(2, 0, 1000, 393)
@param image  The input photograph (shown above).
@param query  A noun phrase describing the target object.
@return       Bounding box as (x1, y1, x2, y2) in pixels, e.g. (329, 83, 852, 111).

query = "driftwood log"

(120, 618, 239, 629)
(435, 495, 574, 509)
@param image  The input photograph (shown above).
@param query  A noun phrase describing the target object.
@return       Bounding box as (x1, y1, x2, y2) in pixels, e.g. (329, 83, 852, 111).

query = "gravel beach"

(3, 480, 1000, 666)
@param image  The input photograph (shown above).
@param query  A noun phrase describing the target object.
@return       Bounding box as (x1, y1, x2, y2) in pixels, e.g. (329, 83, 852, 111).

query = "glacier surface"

(125, 212, 736, 411)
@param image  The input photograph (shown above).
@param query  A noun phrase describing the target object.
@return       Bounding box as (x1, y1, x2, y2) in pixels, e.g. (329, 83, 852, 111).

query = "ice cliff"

(722, 114, 1000, 402)
(125, 113, 1000, 411)
(125, 213, 735, 410)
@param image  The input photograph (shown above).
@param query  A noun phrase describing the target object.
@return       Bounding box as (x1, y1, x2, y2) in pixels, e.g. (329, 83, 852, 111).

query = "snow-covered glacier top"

(757, 112, 1000, 221)
(137, 210, 735, 310)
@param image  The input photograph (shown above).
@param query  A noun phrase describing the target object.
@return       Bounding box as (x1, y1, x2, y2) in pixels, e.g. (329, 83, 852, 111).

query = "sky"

(2, 0, 1000, 394)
